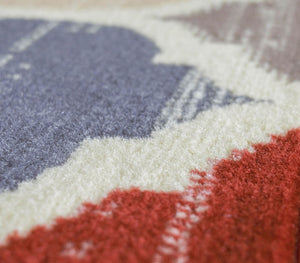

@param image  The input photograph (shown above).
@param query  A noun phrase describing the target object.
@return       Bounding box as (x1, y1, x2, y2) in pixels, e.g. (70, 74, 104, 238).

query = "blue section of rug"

(0, 20, 190, 190)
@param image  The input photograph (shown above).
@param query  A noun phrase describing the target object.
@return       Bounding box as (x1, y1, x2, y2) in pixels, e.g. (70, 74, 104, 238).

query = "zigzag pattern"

(0, 0, 299, 262)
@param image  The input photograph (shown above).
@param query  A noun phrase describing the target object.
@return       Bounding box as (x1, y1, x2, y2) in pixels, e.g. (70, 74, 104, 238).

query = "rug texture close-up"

(0, 0, 299, 262)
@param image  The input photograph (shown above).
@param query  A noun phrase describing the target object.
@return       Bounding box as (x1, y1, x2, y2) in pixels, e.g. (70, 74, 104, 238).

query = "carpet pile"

(0, 0, 299, 262)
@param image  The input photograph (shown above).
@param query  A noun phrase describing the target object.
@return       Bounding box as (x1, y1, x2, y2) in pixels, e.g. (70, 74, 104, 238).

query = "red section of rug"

(0, 190, 182, 263)
(188, 129, 300, 263)
(0, 129, 299, 263)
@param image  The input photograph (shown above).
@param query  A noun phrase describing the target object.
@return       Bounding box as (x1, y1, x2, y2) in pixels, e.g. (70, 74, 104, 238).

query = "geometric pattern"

(0, 0, 299, 262)
(170, 0, 300, 82)
(0, 129, 299, 262)
(0, 19, 260, 191)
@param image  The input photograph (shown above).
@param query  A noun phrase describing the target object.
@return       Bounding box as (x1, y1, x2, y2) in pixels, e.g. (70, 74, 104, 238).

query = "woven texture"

(0, 1, 299, 262)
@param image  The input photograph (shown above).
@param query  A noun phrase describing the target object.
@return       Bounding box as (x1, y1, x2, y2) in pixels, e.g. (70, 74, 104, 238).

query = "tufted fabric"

(0, 1, 299, 262)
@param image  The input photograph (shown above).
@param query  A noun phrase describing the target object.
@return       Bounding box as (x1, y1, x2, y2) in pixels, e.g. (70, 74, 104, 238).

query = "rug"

(0, 0, 299, 262)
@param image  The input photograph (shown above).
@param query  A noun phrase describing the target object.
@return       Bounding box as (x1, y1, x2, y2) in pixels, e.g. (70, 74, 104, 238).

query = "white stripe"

(86, 25, 101, 34)
(165, 70, 200, 128)
(183, 79, 208, 121)
(0, 0, 297, 246)
(10, 22, 59, 53)
(152, 172, 213, 263)
(67, 23, 84, 33)
(0, 103, 299, 244)
(156, 69, 200, 129)
(0, 54, 13, 68)
(213, 87, 228, 105)
(19, 63, 31, 70)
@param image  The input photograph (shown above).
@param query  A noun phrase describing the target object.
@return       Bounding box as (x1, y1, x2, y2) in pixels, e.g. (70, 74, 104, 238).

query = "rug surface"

(0, 0, 299, 262)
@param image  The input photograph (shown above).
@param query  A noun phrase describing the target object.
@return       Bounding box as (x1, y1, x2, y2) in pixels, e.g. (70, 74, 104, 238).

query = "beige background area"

(0, 0, 186, 10)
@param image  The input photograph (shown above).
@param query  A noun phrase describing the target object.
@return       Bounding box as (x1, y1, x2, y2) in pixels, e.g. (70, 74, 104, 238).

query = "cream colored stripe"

(0, 0, 298, 243)
(0, 103, 299, 243)
(0, 1, 289, 107)
(0, 22, 58, 72)
(0, 0, 270, 17)
(10, 22, 58, 53)
(155, 69, 200, 129)
(0, 0, 186, 10)
(153, 173, 214, 263)
(0, 54, 13, 68)
(183, 80, 208, 122)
